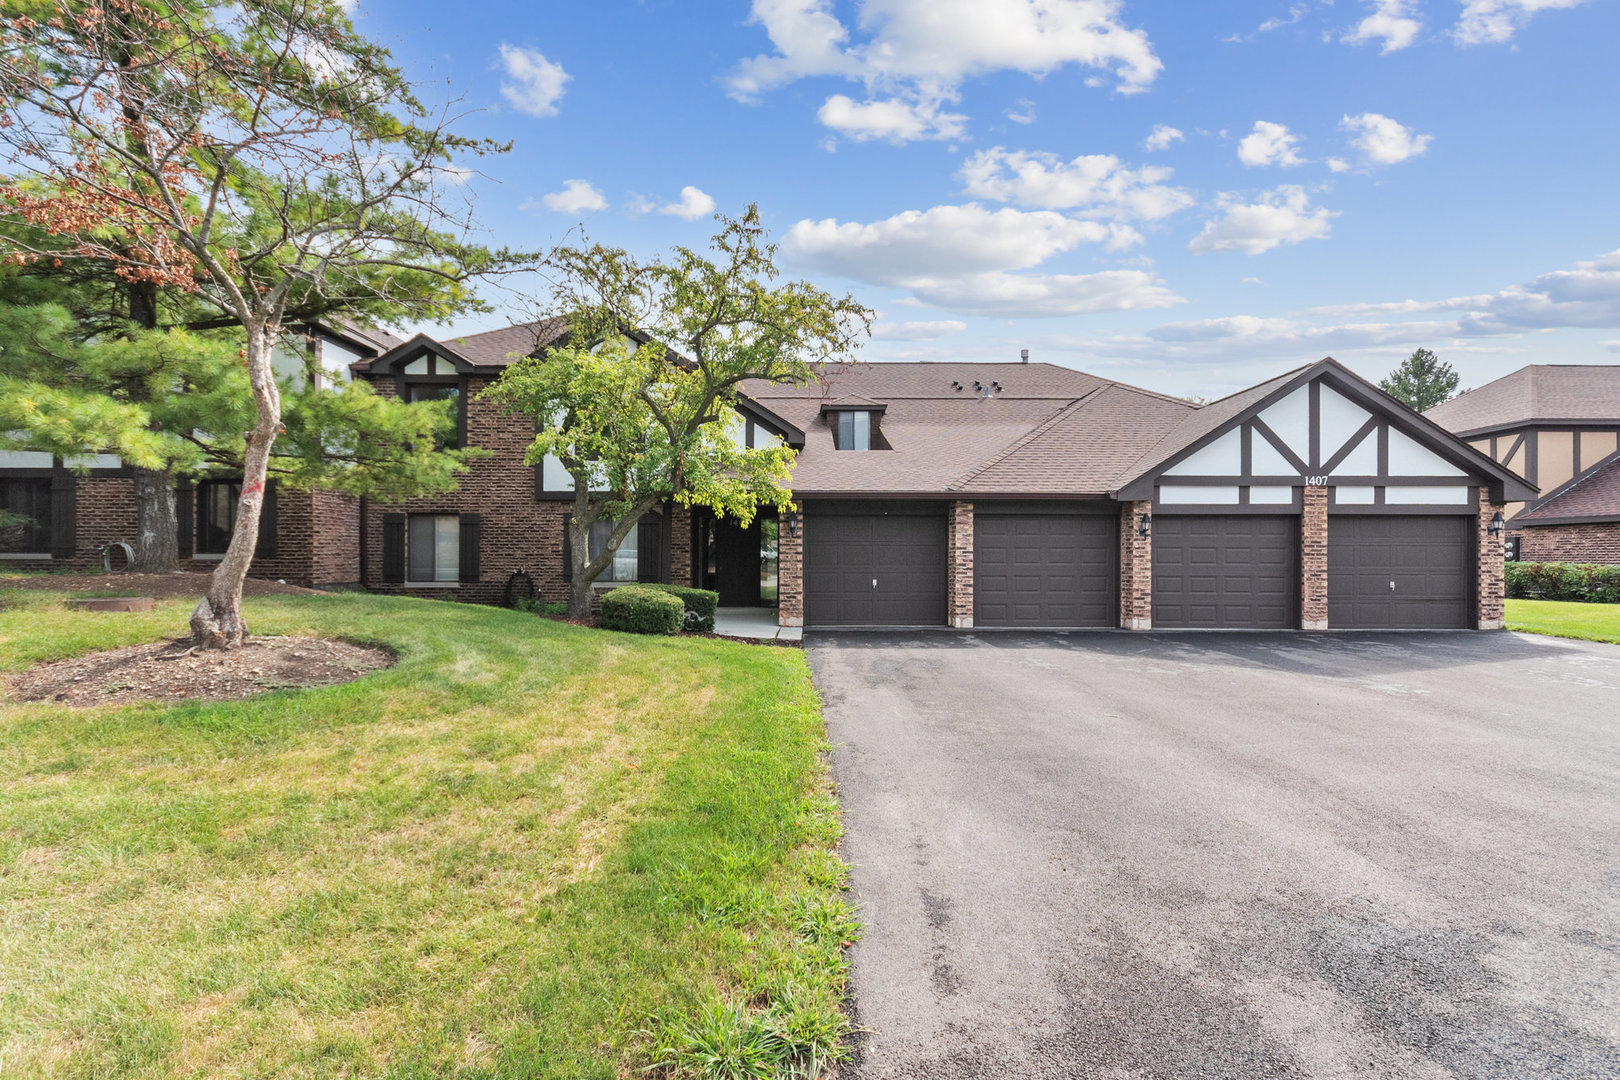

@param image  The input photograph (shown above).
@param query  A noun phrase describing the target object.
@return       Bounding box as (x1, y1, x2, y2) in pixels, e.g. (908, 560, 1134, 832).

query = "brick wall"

(1118, 500, 1152, 630)
(1301, 486, 1329, 629)
(310, 490, 361, 586)
(1477, 497, 1507, 629)
(779, 510, 803, 627)
(1513, 522, 1620, 566)
(183, 486, 320, 586)
(946, 501, 974, 628)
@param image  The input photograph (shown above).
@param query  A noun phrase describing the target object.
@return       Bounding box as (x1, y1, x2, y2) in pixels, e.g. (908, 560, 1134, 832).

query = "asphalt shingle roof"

(1515, 455, 1620, 522)
(1427, 365, 1620, 433)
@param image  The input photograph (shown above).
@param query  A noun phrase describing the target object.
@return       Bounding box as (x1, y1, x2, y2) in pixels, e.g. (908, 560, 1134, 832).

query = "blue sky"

(354, 0, 1620, 397)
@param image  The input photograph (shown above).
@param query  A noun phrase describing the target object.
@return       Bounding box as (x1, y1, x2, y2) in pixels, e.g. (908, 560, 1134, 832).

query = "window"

(408, 514, 460, 582)
(588, 519, 639, 582)
(0, 479, 51, 554)
(760, 517, 779, 605)
(835, 410, 871, 451)
(197, 480, 240, 554)
(402, 381, 462, 449)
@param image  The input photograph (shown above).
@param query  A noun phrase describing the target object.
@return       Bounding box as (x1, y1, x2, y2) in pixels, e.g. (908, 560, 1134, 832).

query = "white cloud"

(785, 203, 1181, 316)
(1237, 121, 1307, 167)
(729, 0, 1162, 141)
(659, 186, 716, 221)
(871, 318, 969, 340)
(1454, 249, 1620, 334)
(1006, 98, 1037, 125)
(959, 147, 1195, 222)
(817, 94, 967, 142)
(1187, 186, 1337, 255)
(1343, 0, 1422, 52)
(1454, 0, 1591, 45)
(1341, 112, 1433, 165)
(1142, 124, 1184, 152)
(533, 179, 606, 215)
(499, 44, 569, 117)
(1326, 156, 1352, 173)
(1602, 340, 1620, 354)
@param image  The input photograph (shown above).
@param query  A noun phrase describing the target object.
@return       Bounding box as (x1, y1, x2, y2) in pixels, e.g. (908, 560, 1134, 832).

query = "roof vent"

(1020, 348, 1029, 364)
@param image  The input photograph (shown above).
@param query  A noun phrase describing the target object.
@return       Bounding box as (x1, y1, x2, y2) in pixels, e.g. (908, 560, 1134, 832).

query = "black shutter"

(535, 462, 545, 500)
(49, 472, 76, 558)
(637, 514, 661, 583)
(255, 480, 278, 558)
(459, 513, 481, 582)
(561, 521, 573, 581)
(382, 513, 406, 583)
(176, 478, 193, 557)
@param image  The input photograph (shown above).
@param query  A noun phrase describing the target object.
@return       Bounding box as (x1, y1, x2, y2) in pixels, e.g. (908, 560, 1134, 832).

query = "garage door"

(1153, 515, 1297, 629)
(804, 502, 946, 627)
(1328, 515, 1471, 629)
(974, 511, 1117, 627)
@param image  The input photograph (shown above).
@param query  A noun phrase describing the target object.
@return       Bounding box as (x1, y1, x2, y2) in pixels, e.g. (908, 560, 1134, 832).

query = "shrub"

(600, 585, 685, 635)
(641, 584, 721, 632)
(1505, 561, 1620, 604)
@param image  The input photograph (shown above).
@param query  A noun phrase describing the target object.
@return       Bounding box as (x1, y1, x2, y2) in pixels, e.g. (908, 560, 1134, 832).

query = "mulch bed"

(8, 636, 395, 707)
(0, 572, 324, 600)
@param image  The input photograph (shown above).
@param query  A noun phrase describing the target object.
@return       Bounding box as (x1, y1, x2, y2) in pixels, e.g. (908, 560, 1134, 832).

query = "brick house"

(5, 316, 1531, 628)
(1426, 365, 1620, 565)
(337, 328, 1529, 632)
(0, 322, 399, 586)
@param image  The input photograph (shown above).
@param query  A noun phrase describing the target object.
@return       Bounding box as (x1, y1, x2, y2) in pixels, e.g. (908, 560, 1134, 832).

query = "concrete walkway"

(713, 607, 802, 642)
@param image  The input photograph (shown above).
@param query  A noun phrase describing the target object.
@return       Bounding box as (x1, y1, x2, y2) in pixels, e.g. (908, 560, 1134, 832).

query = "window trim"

(195, 479, 241, 555)
(406, 512, 462, 583)
(399, 375, 466, 449)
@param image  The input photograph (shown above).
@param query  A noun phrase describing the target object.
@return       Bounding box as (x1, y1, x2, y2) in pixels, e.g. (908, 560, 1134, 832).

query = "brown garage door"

(1153, 515, 1298, 629)
(804, 501, 946, 627)
(1328, 515, 1471, 629)
(974, 510, 1117, 627)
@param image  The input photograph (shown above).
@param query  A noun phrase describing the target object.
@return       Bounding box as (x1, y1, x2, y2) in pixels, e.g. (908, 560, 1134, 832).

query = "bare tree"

(0, 0, 520, 646)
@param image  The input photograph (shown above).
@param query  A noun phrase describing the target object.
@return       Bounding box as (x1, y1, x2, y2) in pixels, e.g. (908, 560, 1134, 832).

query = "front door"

(696, 513, 766, 606)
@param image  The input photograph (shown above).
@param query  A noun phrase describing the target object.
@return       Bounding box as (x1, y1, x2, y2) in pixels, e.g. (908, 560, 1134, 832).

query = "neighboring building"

(346, 329, 1528, 631)
(1427, 365, 1620, 564)
(0, 322, 400, 586)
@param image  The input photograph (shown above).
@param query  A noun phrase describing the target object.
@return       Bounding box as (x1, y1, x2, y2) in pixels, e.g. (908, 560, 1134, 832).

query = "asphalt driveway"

(808, 631, 1620, 1079)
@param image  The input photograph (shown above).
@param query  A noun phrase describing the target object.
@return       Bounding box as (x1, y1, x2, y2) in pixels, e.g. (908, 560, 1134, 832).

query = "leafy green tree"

(1381, 348, 1461, 412)
(0, 0, 522, 646)
(484, 208, 872, 617)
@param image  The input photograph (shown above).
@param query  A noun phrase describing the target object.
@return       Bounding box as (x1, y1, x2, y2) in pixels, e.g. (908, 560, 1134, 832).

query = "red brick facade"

(778, 511, 804, 627)
(1301, 486, 1329, 630)
(1118, 501, 1152, 630)
(1511, 522, 1620, 566)
(946, 501, 974, 628)
(1477, 497, 1507, 629)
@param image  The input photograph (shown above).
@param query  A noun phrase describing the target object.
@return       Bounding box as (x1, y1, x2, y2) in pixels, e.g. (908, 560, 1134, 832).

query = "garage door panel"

(1153, 515, 1298, 629)
(804, 504, 946, 627)
(973, 512, 1116, 628)
(1328, 515, 1470, 629)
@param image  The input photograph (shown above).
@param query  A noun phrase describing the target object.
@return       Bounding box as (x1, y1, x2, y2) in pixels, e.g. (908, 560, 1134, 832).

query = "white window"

(588, 519, 639, 582)
(407, 514, 460, 582)
(836, 410, 871, 451)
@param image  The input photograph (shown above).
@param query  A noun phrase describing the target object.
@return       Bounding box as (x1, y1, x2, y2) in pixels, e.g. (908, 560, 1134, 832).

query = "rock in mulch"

(7, 636, 395, 706)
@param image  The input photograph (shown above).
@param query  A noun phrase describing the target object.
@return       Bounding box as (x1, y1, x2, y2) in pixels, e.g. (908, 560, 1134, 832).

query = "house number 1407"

(1304, 475, 1329, 486)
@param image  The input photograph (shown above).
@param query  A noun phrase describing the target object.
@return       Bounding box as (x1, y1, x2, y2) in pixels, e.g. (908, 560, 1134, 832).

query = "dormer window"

(821, 397, 887, 451)
(836, 410, 872, 451)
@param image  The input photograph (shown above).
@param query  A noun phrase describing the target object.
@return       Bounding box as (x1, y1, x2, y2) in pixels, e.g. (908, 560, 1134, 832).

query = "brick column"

(946, 501, 974, 628)
(779, 509, 804, 627)
(1477, 495, 1506, 630)
(1118, 501, 1152, 630)
(1301, 485, 1329, 630)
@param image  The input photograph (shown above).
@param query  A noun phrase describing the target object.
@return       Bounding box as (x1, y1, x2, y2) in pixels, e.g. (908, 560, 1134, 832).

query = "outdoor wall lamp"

(1137, 512, 1152, 539)
(1488, 510, 1505, 535)
(784, 511, 801, 537)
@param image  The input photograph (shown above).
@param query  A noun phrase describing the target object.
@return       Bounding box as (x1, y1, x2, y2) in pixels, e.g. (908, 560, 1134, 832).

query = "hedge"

(599, 585, 685, 635)
(640, 584, 720, 631)
(1505, 561, 1620, 604)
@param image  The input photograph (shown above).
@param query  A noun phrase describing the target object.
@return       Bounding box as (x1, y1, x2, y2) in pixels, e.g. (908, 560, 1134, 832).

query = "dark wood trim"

(1320, 416, 1380, 474)
(1149, 501, 1302, 516)
(1515, 512, 1620, 527)
(1327, 502, 1478, 516)
(1250, 417, 1309, 474)
(1240, 422, 1253, 477)
(1308, 380, 1321, 469)
(972, 500, 1118, 515)
(1377, 419, 1389, 477)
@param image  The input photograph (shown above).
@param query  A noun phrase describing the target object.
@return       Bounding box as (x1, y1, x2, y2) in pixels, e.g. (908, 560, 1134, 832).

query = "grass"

(0, 580, 854, 1079)
(1506, 598, 1620, 644)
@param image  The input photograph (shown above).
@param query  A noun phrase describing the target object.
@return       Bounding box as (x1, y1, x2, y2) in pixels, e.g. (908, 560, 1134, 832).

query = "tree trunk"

(567, 511, 594, 618)
(191, 322, 281, 649)
(130, 467, 178, 572)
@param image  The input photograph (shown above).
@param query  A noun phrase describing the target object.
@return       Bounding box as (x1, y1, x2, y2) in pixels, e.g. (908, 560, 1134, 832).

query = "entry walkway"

(714, 607, 802, 642)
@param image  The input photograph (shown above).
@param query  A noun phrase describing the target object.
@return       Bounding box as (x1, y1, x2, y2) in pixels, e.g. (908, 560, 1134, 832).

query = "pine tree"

(1380, 348, 1461, 412)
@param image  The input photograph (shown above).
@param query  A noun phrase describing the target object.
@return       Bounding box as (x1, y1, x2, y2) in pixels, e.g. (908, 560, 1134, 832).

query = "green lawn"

(0, 582, 853, 1079)
(1506, 598, 1620, 644)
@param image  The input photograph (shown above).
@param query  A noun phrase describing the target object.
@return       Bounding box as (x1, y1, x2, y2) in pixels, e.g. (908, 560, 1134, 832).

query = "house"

(0, 321, 400, 585)
(348, 326, 1531, 632)
(1425, 365, 1620, 566)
